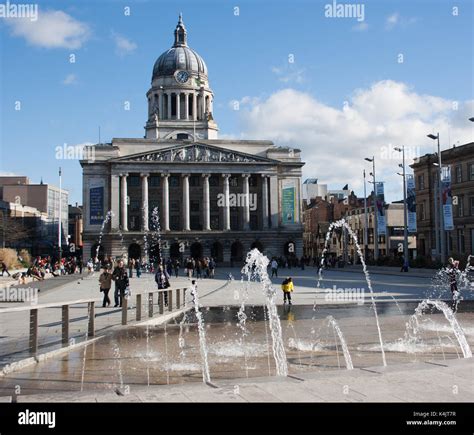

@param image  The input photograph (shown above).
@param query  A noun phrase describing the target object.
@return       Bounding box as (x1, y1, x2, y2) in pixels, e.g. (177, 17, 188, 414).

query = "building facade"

(0, 176, 68, 253)
(411, 142, 474, 259)
(81, 17, 304, 265)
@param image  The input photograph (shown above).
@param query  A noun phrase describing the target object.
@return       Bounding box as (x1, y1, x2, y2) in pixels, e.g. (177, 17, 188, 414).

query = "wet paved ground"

(1, 265, 473, 402)
(1, 302, 473, 399)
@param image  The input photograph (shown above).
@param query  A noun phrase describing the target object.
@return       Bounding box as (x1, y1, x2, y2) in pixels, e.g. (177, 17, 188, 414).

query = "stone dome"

(152, 14, 208, 81)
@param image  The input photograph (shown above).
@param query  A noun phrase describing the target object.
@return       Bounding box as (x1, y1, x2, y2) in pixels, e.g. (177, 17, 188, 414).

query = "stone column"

(120, 173, 128, 231)
(193, 92, 197, 121)
(110, 174, 120, 230)
(182, 174, 190, 231)
(141, 173, 149, 231)
(222, 174, 231, 231)
(242, 174, 250, 231)
(261, 174, 269, 229)
(269, 175, 279, 228)
(158, 92, 163, 120)
(161, 173, 170, 231)
(176, 93, 181, 120)
(202, 174, 211, 230)
(184, 92, 189, 120)
(167, 93, 172, 120)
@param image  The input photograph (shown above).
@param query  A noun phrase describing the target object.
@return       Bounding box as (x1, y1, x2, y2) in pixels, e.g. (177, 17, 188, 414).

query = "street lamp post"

(58, 167, 62, 262)
(363, 169, 369, 262)
(365, 157, 378, 261)
(427, 133, 445, 264)
(395, 146, 409, 272)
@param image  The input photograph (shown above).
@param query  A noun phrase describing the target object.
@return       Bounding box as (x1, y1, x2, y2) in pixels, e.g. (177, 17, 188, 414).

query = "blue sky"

(1, 0, 473, 204)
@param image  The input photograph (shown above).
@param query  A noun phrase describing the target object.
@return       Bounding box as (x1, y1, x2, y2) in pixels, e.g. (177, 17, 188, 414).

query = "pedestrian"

(447, 258, 460, 312)
(173, 259, 180, 278)
(281, 277, 294, 305)
(128, 258, 134, 278)
(135, 259, 141, 278)
(1, 261, 11, 277)
(112, 260, 129, 307)
(271, 258, 278, 278)
(155, 265, 171, 306)
(208, 257, 215, 278)
(99, 268, 112, 307)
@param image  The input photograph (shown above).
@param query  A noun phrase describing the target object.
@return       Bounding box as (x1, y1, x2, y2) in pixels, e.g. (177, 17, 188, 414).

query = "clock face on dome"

(175, 70, 189, 84)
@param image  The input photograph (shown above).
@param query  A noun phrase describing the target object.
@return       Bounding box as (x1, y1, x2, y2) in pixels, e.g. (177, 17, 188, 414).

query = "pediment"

(110, 143, 277, 164)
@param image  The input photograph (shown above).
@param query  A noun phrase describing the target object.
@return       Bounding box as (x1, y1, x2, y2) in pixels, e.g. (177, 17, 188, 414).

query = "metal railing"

(0, 287, 188, 356)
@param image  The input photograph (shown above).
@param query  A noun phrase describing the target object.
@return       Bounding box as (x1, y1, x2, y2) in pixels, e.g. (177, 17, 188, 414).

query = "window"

(249, 176, 258, 187)
(190, 215, 201, 230)
(190, 200, 200, 212)
(211, 215, 219, 229)
(457, 195, 464, 217)
(130, 200, 140, 212)
(458, 229, 465, 253)
(417, 174, 425, 190)
(455, 165, 462, 183)
(128, 175, 140, 187)
(470, 163, 474, 181)
(150, 176, 160, 187)
(470, 197, 474, 216)
(177, 133, 188, 140)
(170, 215, 180, 230)
(169, 176, 180, 187)
(230, 177, 239, 187)
(170, 200, 180, 212)
(209, 176, 219, 187)
(190, 176, 200, 187)
(420, 202, 425, 220)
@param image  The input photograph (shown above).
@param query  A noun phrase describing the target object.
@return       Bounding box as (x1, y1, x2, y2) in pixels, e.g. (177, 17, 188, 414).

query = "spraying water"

(316, 219, 387, 367)
(405, 299, 472, 359)
(327, 315, 353, 370)
(242, 249, 288, 376)
(189, 281, 211, 383)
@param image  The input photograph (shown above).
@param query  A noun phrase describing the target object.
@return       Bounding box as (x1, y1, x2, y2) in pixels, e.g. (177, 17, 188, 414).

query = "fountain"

(242, 249, 288, 376)
(316, 218, 387, 366)
(405, 299, 472, 359)
(327, 316, 353, 370)
(189, 281, 211, 383)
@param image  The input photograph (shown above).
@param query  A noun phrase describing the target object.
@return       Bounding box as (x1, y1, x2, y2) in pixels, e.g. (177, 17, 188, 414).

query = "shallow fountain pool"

(0, 301, 473, 397)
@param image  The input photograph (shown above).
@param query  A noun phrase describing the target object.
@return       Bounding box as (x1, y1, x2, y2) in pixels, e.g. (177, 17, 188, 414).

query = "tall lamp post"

(363, 169, 369, 261)
(58, 167, 62, 262)
(365, 156, 378, 261)
(427, 133, 445, 264)
(395, 146, 409, 271)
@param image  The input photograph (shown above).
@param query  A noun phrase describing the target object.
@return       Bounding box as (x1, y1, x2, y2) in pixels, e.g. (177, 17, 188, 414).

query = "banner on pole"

(406, 175, 417, 233)
(375, 182, 386, 236)
(442, 167, 454, 231)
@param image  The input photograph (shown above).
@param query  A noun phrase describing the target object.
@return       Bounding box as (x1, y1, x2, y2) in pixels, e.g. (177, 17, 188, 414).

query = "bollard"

(88, 302, 95, 337)
(176, 288, 181, 309)
(29, 308, 38, 354)
(148, 292, 154, 318)
(168, 290, 173, 312)
(136, 294, 142, 321)
(158, 291, 164, 314)
(62, 305, 69, 346)
(122, 297, 128, 325)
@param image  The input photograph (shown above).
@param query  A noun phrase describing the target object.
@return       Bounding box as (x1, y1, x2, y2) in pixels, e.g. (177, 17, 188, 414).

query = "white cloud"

(352, 22, 368, 32)
(236, 81, 474, 201)
(385, 12, 417, 30)
(112, 32, 137, 56)
(5, 10, 90, 49)
(271, 66, 306, 84)
(62, 74, 77, 85)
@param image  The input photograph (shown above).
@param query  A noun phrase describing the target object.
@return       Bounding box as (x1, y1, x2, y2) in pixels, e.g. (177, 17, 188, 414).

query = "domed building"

(81, 15, 304, 265)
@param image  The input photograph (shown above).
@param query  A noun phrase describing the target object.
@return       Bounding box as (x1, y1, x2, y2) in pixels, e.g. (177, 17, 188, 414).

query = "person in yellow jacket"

(281, 277, 294, 305)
